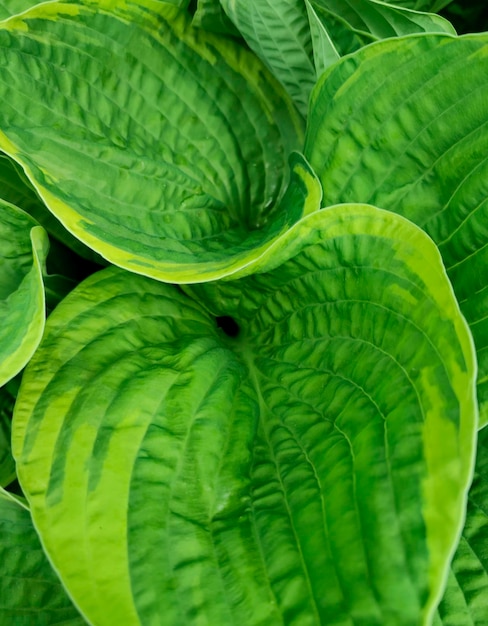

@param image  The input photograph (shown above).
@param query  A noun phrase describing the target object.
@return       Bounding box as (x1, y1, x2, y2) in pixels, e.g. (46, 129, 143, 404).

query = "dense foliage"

(1, 0, 488, 624)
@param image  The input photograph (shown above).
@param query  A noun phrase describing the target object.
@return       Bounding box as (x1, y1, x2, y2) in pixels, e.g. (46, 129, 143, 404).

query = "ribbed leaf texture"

(305, 34, 488, 426)
(13, 206, 477, 625)
(0, 0, 304, 283)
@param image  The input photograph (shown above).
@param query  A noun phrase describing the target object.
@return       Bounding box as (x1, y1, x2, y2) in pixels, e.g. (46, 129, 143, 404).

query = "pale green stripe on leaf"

(0, 0, 303, 283)
(0, 0, 44, 21)
(0, 201, 47, 387)
(305, 34, 488, 426)
(434, 425, 488, 625)
(0, 488, 85, 624)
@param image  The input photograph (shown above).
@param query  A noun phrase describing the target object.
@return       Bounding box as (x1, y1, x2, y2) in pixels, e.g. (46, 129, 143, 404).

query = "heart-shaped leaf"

(0, 201, 47, 387)
(434, 424, 488, 625)
(305, 33, 488, 426)
(0, 488, 86, 624)
(13, 205, 477, 625)
(0, 0, 304, 283)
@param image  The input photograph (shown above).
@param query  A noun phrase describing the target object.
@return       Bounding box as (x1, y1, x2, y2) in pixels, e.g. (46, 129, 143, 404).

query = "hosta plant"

(1, 0, 488, 624)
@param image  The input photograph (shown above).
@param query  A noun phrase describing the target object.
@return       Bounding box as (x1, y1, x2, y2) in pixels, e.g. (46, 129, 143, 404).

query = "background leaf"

(0, 201, 47, 387)
(304, 33, 488, 427)
(220, 0, 316, 116)
(0, 153, 104, 264)
(192, 0, 241, 37)
(434, 424, 488, 625)
(0, 378, 17, 487)
(306, 0, 455, 65)
(0, 0, 303, 283)
(0, 488, 85, 624)
(13, 206, 477, 625)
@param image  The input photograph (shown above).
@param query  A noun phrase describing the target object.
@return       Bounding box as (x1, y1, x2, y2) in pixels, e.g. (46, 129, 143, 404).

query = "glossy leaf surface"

(0, 0, 303, 283)
(305, 33, 488, 426)
(13, 205, 477, 625)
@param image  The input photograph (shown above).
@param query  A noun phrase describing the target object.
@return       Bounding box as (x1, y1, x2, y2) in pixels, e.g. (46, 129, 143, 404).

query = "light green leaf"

(305, 33, 488, 427)
(220, 0, 316, 116)
(433, 425, 488, 625)
(306, 0, 455, 64)
(0, 0, 303, 283)
(13, 205, 477, 625)
(0, 201, 47, 387)
(0, 488, 85, 624)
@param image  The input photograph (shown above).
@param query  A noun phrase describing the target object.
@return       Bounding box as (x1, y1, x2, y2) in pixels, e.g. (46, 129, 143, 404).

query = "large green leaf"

(0, 0, 304, 283)
(13, 205, 477, 625)
(0, 201, 47, 387)
(434, 425, 488, 625)
(306, 0, 455, 65)
(304, 33, 488, 427)
(220, 0, 316, 116)
(0, 488, 85, 624)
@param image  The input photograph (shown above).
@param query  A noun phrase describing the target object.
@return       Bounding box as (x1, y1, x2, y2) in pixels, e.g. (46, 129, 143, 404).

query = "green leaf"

(385, 0, 446, 10)
(0, 0, 43, 21)
(0, 0, 303, 283)
(0, 153, 104, 264)
(0, 379, 17, 487)
(0, 201, 47, 387)
(0, 488, 85, 624)
(305, 0, 340, 76)
(304, 33, 488, 427)
(433, 425, 488, 625)
(13, 205, 477, 625)
(306, 0, 455, 65)
(192, 0, 241, 37)
(220, 0, 316, 116)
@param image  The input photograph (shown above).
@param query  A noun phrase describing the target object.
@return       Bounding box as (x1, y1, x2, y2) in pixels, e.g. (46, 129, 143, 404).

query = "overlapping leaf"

(13, 205, 477, 625)
(220, 0, 316, 115)
(0, 0, 304, 283)
(306, 0, 455, 64)
(192, 0, 241, 37)
(434, 425, 488, 625)
(305, 33, 488, 426)
(0, 488, 85, 624)
(0, 153, 103, 263)
(0, 201, 47, 387)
